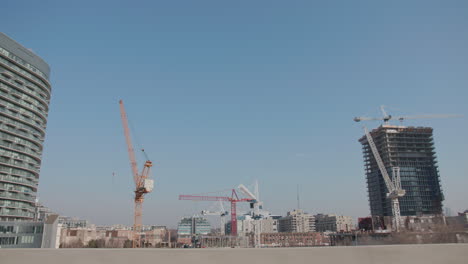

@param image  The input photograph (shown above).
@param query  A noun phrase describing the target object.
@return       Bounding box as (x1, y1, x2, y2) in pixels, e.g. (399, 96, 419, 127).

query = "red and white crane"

(119, 100, 154, 247)
(179, 189, 253, 236)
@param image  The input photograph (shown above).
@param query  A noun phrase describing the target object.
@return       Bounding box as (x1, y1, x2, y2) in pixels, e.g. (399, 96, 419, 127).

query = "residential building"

(235, 215, 279, 237)
(95, 224, 132, 231)
(359, 126, 444, 219)
(278, 209, 315, 233)
(0, 33, 52, 221)
(315, 214, 353, 232)
(142, 226, 167, 247)
(260, 216, 280, 233)
(58, 216, 90, 229)
(34, 203, 55, 221)
(60, 227, 106, 247)
(177, 216, 211, 244)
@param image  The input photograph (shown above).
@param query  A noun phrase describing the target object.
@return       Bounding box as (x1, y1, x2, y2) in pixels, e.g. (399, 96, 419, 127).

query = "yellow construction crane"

(119, 100, 154, 248)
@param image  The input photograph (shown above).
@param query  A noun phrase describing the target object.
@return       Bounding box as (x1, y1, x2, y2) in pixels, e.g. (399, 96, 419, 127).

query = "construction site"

(1, 2, 468, 263)
(360, 126, 443, 229)
(54, 104, 466, 249)
(0, 28, 465, 251)
(3, 97, 466, 250)
(0, 36, 466, 250)
(353, 107, 459, 233)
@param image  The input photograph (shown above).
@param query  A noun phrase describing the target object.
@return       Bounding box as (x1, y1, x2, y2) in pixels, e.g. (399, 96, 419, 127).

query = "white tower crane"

(362, 126, 405, 231)
(354, 105, 459, 124)
(238, 181, 262, 248)
(355, 106, 460, 232)
(201, 201, 229, 235)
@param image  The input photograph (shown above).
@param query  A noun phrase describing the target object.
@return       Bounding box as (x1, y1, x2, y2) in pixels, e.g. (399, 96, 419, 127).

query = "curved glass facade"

(0, 33, 51, 221)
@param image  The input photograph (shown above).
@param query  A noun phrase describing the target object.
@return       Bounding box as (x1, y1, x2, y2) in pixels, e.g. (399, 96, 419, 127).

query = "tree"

(87, 239, 106, 248)
(123, 239, 133, 248)
(60, 239, 84, 248)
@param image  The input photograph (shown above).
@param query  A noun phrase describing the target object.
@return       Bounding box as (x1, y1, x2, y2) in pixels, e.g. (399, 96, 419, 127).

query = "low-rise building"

(59, 227, 104, 247)
(260, 216, 280, 233)
(446, 210, 468, 230)
(235, 215, 279, 236)
(261, 232, 328, 247)
(0, 214, 60, 248)
(142, 226, 167, 247)
(177, 216, 211, 244)
(278, 209, 315, 233)
(34, 203, 56, 222)
(59, 225, 169, 248)
(404, 215, 446, 232)
(59, 216, 90, 229)
(315, 214, 353, 232)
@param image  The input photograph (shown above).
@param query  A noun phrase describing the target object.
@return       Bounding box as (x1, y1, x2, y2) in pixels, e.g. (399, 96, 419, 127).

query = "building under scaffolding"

(359, 126, 444, 222)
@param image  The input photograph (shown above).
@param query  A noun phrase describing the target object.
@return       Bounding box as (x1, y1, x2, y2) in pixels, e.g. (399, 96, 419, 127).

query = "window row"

(0, 55, 50, 93)
(0, 102, 46, 128)
(0, 47, 48, 79)
(0, 77, 49, 110)
(0, 84, 48, 117)
(0, 165, 38, 179)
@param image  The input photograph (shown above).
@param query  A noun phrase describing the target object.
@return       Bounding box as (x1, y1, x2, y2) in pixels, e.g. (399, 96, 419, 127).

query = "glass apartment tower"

(0, 33, 51, 221)
(359, 125, 444, 218)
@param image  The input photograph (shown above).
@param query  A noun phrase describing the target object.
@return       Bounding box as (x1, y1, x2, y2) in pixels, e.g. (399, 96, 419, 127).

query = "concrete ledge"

(1, 244, 467, 264)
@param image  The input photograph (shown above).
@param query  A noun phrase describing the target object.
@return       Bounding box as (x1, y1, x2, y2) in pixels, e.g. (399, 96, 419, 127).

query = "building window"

(0, 225, 14, 233)
(20, 235, 34, 244)
(0, 236, 17, 245)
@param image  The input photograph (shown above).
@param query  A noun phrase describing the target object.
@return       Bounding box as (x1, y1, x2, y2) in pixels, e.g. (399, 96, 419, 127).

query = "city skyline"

(1, 1, 467, 227)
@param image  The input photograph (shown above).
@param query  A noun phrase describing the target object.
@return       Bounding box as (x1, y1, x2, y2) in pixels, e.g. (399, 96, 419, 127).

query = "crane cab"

(143, 179, 154, 193)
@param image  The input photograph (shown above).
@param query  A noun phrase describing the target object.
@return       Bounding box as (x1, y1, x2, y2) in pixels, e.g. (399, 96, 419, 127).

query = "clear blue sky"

(2, 0, 467, 227)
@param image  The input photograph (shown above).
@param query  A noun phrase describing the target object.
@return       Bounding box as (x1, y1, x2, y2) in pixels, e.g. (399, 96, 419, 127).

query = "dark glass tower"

(0, 33, 51, 221)
(359, 125, 443, 217)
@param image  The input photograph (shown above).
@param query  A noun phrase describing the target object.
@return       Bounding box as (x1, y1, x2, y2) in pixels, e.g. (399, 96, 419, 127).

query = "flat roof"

(0, 32, 50, 79)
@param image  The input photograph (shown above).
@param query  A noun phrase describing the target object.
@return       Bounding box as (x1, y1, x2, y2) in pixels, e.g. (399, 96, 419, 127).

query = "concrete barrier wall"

(1, 244, 467, 264)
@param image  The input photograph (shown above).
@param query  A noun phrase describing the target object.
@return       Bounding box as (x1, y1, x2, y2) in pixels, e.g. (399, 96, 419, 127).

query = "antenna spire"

(297, 184, 301, 209)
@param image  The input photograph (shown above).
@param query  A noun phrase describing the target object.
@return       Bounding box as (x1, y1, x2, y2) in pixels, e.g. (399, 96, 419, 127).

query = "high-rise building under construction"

(359, 125, 444, 218)
(0, 33, 51, 221)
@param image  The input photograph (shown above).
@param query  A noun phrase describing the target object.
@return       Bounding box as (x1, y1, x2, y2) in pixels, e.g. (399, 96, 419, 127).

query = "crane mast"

(238, 182, 262, 248)
(363, 126, 404, 231)
(119, 100, 154, 248)
(201, 201, 229, 235)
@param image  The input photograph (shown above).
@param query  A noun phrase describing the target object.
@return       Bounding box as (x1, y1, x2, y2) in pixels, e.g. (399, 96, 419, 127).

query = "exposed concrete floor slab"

(1, 244, 467, 264)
